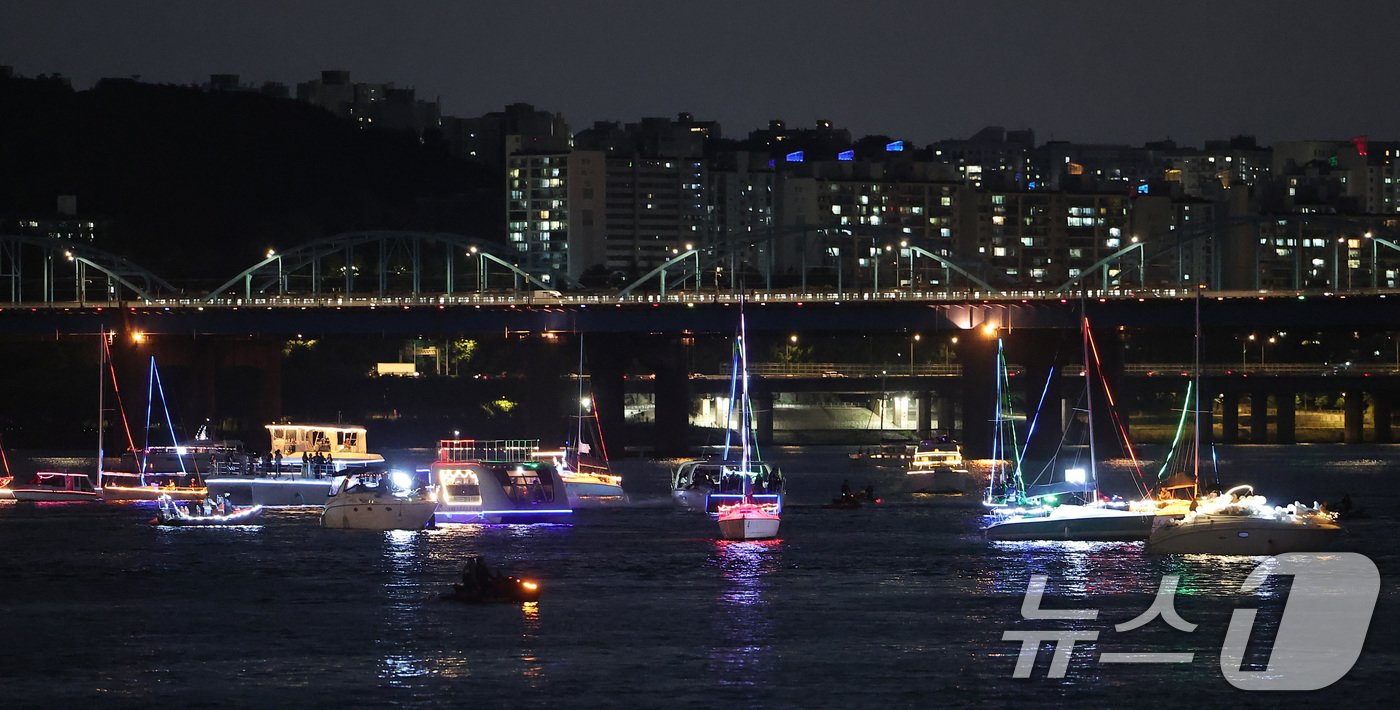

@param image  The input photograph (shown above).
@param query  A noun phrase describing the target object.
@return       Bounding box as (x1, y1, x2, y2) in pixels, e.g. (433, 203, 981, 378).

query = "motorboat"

(320, 471, 438, 531)
(905, 437, 978, 495)
(10, 472, 101, 502)
(443, 558, 542, 603)
(99, 469, 208, 502)
(204, 423, 385, 507)
(1146, 485, 1344, 555)
(149, 494, 263, 526)
(430, 439, 572, 524)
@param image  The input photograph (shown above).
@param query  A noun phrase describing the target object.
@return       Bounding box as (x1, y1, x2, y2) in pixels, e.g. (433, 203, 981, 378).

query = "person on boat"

(274, 450, 283, 474)
(326, 453, 334, 474)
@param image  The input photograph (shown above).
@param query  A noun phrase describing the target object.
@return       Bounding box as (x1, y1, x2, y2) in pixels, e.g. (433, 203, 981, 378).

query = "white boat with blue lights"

(204, 423, 385, 507)
(430, 438, 572, 524)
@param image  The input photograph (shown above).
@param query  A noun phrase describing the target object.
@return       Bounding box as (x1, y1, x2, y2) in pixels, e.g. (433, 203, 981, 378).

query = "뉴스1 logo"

(1003, 552, 1380, 690)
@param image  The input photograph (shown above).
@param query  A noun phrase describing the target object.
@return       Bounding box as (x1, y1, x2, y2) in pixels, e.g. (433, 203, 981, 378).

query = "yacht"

(321, 472, 438, 531)
(1146, 485, 1344, 555)
(10, 472, 101, 502)
(430, 439, 572, 524)
(204, 423, 385, 507)
(905, 437, 978, 495)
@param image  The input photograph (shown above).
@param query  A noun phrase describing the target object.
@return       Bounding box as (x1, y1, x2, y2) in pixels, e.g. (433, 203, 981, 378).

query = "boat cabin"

(30, 472, 97, 493)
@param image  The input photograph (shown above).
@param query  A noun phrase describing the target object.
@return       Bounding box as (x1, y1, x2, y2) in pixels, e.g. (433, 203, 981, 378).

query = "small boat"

(320, 472, 438, 531)
(541, 334, 627, 508)
(717, 499, 781, 540)
(1146, 485, 1344, 555)
(10, 472, 101, 502)
(99, 357, 214, 503)
(149, 494, 263, 526)
(1, 433, 16, 499)
(442, 556, 542, 604)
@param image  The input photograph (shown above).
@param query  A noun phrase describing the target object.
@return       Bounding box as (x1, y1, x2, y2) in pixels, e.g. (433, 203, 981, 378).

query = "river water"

(0, 444, 1395, 707)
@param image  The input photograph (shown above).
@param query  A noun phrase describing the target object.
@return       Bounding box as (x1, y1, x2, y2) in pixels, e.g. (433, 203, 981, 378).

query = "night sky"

(3, 0, 1397, 146)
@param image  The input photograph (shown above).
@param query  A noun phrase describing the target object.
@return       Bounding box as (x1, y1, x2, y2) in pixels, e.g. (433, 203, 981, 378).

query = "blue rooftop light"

(838, 150, 854, 161)
(885, 140, 904, 152)
(1137, 183, 1150, 195)
(786, 150, 805, 163)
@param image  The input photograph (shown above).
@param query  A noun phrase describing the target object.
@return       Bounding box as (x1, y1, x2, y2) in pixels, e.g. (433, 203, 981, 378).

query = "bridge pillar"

(1275, 391, 1296, 445)
(1374, 391, 1393, 444)
(1011, 330, 1064, 462)
(752, 381, 775, 446)
(587, 343, 627, 453)
(935, 395, 956, 434)
(1344, 390, 1365, 444)
(1250, 390, 1269, 443)
(916, 390, 933, 438)
(652, 349, 691, 457)
(1220, 391, 1240, 444)
(956, 332, 998, 458)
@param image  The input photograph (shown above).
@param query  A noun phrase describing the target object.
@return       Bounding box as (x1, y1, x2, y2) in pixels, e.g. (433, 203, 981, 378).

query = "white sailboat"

(714, 306, 781, 541)
(100, 355, 209, 502)
(543, 335, 627, 507)
(985, 315, 1158, 541)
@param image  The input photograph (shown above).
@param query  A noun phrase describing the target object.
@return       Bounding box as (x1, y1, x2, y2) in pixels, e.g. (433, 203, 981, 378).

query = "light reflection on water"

(707, 539, 782, 685)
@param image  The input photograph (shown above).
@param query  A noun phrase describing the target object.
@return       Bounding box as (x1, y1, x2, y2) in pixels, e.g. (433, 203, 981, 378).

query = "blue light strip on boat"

(436, 509, 573, 516)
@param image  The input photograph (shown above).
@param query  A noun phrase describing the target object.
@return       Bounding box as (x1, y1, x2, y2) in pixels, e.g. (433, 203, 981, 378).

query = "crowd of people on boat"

(210, 449, 338, 478)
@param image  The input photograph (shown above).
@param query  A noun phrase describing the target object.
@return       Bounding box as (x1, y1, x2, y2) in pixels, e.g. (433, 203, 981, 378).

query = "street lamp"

(910, 333, 920, 375)
(946, 336, 958, 366)
(1244, 334, 1254, 370)
(1263, 336, 1276, 368)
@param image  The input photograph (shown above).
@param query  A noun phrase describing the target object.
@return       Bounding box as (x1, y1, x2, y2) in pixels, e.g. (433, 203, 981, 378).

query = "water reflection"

(980, 540, 1152, 597)
(378, 529, 430, 687)
(520, 601, 544, 685)
(707, 539, 783, 685)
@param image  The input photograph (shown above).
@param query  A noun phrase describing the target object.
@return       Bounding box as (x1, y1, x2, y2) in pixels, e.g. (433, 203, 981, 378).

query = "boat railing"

(207, 457, 340, 480)
(437, 438, 541, 464)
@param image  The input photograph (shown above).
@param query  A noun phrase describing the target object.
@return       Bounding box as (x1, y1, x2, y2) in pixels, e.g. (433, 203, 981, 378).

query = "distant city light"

(838, 150, 854, 161)
(885, 140, 904, 152)
(785, 150, 805, 163)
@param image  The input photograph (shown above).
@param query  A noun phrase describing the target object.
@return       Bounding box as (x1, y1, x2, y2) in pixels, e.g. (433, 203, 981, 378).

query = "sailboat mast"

(739, 307, 751, 472)
(1193, 291, 1201, 488)
(575, 333, 585, 467)
(96, 330, 105, 489)
(1083, 313, 1097, 499)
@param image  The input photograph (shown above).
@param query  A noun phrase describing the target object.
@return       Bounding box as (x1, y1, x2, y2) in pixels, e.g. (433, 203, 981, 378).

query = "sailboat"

(538, 335, 628, 507)
(11, 332, 114, 504)
(671, 316, 784, 515)
(1145, 294, 1343, 554)
(714, 307, 781, 541)
(984, 315, 1158, 541)
(100, 356, 210, 502)
(0, 435, 15, 499)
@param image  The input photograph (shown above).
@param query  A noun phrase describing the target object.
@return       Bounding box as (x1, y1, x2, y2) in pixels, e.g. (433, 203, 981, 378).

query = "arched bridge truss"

(0, 233, 178, 304)
(204, 231, 551, 303)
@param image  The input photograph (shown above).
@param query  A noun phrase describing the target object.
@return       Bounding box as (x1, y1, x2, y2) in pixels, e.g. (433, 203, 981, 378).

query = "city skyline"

(3, 1, 1399, 146)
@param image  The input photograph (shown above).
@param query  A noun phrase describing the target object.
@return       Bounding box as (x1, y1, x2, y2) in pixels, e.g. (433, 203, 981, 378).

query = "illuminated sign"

(886, 140, 904, 152)
(838, 150, 854, 161)
(786, 151, 805, 163)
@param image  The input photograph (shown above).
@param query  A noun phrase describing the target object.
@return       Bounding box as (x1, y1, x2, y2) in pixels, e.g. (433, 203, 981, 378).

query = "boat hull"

(205, 477, 336, 507)
(11, 490, 101, 502)
(152, 506, 264, 527)
(672, 487, 709, 511)
(986, 507, 1158, 541)
(1146, 515, 1343, 555)
(718, 515, 781, 540)
(563, 479, 628, 508)
(321, 496, 438, 530)
(100, 485, 207, 502)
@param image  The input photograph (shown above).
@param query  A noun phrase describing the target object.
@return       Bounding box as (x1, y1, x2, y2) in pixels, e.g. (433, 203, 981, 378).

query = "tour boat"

(10, 472, 101, 502)
(204, 423, 385, 507)
(320, 472, 438, 531)
(1146, 485, 1343, 555)
(150, 494, 263, 527)
(430, 438, 572, 524)
(984, 316, 1158, 541)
